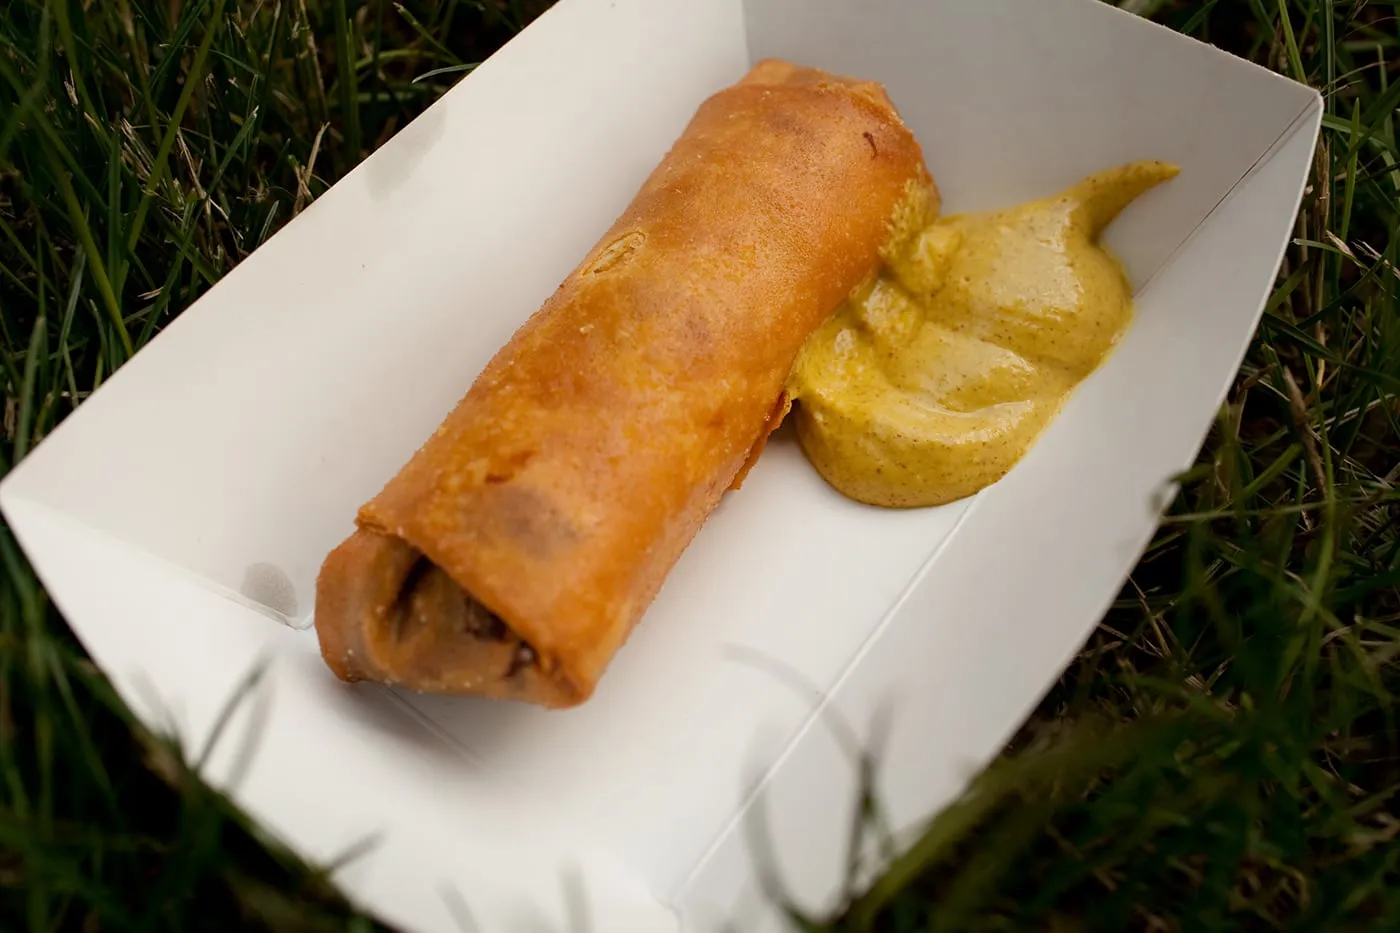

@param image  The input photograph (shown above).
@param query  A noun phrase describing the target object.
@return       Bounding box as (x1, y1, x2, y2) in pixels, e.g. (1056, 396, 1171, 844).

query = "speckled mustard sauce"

(788, 161, 1180, 508)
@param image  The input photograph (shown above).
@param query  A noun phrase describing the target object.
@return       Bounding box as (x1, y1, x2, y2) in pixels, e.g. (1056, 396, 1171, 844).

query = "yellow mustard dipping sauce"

(788, 161, 1179, 508)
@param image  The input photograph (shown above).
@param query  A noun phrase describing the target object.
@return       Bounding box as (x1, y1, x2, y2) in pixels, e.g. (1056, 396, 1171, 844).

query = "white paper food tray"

(1, 0, 1320, 930)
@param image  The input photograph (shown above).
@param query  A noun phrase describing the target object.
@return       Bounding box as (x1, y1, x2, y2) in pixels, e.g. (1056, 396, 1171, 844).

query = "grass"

(0, 0, 1396, 931)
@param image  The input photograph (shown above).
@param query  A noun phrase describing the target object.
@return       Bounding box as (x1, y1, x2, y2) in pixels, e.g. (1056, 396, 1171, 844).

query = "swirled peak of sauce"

(788, 161, 1179, 508)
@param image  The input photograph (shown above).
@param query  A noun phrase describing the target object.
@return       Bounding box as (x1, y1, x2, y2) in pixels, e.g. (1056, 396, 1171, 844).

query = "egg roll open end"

(314, 528, 584, 707)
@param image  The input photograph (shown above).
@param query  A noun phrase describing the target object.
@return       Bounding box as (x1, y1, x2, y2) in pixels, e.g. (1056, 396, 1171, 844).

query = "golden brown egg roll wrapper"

(314, 59, 934, 707)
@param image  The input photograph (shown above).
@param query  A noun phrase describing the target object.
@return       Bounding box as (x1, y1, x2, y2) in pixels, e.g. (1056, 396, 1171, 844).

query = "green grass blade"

(120, 0, 229, 284)
(47, 162, 132, 359)
(333, 0, 363, 163)
(13, 313, 45, 464)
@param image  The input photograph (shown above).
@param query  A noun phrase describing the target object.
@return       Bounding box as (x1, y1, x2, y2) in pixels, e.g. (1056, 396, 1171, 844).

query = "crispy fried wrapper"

(314, 59, 934, 707)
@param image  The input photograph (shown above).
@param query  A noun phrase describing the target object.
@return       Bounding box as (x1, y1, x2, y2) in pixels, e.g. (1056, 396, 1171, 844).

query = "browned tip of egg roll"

(314, 59, 934, 708)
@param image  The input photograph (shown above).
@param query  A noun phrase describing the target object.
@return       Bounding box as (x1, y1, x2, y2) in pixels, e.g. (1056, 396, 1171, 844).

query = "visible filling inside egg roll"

(318, 525, 583, 703)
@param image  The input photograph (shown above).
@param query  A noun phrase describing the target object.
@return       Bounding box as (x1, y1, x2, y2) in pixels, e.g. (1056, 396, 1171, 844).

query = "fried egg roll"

(314, 59, 933, 707)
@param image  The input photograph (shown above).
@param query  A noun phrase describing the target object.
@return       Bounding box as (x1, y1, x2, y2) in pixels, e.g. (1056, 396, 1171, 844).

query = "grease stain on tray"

(240, 562, 299, 619)
(365, 103, 449, 200)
